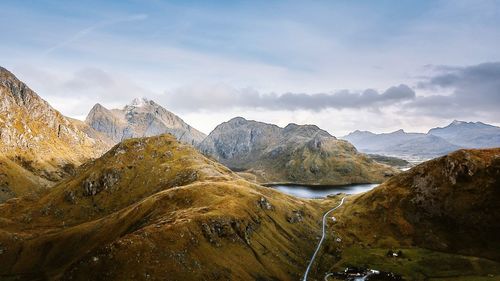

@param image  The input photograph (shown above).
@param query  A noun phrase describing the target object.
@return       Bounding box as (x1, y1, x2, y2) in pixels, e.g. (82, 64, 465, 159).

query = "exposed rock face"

(82, 169, 121, 196)
(342, 129, 460, 160)
(198, 117, 283, 167)
(0, 67, 108, 201)
(199, 117, 396, 185)
(428, 120, 500, 148)
(68, 117, 115, 148)
(85, 98, 206, 146)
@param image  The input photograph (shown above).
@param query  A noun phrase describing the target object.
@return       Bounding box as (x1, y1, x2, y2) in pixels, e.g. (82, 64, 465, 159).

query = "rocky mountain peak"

(283, 123, 299, 130)
(284, 123, 332, 138)
(0, 66, 40, 107)
(451, 119, 466, 126)
(199, 118, 394, 184)
(226, 116, 248, 125)
(85, 98, 206, 145)
(129, 97, 150, 107)
(445, 120, 493, 129)
(0, 67, 109, 201)
(0, 66, 13, 79)
(428, 120, 500, 148)
(0, 66, 18, 82)
(87, 103, 108, 115)
(344, 130, 375, 138)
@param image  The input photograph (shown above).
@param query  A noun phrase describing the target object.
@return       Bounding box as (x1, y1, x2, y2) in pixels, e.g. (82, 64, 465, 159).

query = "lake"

(271, 183, 378, 199)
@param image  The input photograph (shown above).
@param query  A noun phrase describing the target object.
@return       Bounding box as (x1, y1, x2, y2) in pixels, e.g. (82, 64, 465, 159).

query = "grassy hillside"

(0, 134, 335, 280)
(246, 138, 398, 185)
(1, 135, 498, 280)
(308, 148, 500, 280)
(340, 149, 500, 260)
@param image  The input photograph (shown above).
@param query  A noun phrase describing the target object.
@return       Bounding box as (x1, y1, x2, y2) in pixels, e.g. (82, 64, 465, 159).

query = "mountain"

(342, 129, 460, 160)
(68, 117, 116, 148)
(0, 67, 109, 202)
(85, 98, 206, 146)
(0, 134, 332, 280)
(1, 136, 498, 280)
(429, 120, 500, 148)
(198, 117, 397, 185)
(325, 148, 500, 279)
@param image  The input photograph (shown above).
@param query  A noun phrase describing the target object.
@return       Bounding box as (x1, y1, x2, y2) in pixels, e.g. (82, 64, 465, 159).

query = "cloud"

(44, 14, 148, 55)
(162, 84, 415, 112)
(13, 65, 154, 118)
(408, 62, 500, 117)
(54, 67, 154, 103)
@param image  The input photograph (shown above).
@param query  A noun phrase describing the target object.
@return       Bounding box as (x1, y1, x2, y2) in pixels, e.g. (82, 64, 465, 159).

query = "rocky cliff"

(199, 117, 397, 185)
(0, 67, 109, 201)
(85, 98, 206, 146)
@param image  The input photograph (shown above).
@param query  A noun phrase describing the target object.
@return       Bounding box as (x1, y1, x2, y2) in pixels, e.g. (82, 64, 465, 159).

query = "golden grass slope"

(338, 148, 500, 261)
(0, 134, 333, 280)
(0, 155, 53, 202)
(0, 67, 110, 201)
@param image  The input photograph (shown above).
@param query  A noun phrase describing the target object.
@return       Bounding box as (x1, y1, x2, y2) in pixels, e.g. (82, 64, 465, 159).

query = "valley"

(0, 66, 498, 280)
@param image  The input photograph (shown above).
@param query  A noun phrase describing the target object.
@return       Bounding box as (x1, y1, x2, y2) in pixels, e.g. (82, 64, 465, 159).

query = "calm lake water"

(271, 183, 378, 199)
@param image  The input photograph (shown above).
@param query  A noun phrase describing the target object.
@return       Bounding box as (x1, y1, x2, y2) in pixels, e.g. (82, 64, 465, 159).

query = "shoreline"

(263, 182, 380, 189)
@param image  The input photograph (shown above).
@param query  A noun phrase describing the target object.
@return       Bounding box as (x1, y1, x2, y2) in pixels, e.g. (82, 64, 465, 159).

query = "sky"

(1, 0, 499, 136)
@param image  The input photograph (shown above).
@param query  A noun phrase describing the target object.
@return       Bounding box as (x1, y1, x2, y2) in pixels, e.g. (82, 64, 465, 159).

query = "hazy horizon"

(2, 0, 499, 136)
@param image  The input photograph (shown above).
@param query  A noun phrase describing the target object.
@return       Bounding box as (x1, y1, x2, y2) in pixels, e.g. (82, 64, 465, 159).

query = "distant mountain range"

(428, 120, 500, 148)
(198, 117, 396, 185)
(342, 120, 500, 160)
(85, 97, 206, 146)
(1, 66, 500, 280)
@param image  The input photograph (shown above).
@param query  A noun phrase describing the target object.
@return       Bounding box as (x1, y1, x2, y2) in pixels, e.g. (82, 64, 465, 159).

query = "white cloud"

(43, 14, 148, 55)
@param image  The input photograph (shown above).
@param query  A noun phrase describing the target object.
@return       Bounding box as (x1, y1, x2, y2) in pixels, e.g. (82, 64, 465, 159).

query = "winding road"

(303, 196, 346, 281)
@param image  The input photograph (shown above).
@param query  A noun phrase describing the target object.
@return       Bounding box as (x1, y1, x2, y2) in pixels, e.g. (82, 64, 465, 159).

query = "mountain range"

(429, 120, 500, 148)
(0, 134, 498, 280)
(343, 121, 500, 161)
(0, 66, 499, 280)
(0, 67, 397, 203)
(198, 117, 397, 185)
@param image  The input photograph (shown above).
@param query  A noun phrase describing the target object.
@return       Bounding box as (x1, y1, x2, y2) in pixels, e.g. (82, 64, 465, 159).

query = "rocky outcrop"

(85, 98, 206, 146)
(199, 117, 397, 185)
(0, 67, 109, 201)
(82, 169, 121, 196)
